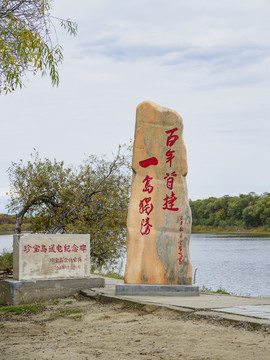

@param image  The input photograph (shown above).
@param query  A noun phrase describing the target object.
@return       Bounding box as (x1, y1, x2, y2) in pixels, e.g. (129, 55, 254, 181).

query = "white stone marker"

(13, 234, 90, 280)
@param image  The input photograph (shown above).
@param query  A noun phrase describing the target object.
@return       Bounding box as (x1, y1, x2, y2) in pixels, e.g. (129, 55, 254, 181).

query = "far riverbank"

(1, 226, 270, 237)
(192, 225, 270, 235)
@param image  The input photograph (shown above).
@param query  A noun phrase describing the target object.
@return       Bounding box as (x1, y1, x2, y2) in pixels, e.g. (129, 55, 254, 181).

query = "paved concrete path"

(82, 277, 270, 327)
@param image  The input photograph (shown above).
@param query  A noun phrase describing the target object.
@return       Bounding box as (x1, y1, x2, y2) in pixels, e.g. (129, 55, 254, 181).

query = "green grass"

(0, 251, 13, 270)
(201, 286, 231, 295)
(91, 270, 124, 280)
(214, 288, 231, 295)
(0, 305, 43, 315)
(46, 308, 83, 321)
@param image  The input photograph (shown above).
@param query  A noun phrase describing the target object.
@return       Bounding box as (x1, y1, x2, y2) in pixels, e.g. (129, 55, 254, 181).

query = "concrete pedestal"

(115, 284, 199, 296)
(0, 277, 105, 305)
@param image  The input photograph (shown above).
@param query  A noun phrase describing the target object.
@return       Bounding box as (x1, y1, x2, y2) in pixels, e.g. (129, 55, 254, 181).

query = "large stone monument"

(116, 101, 198, 296)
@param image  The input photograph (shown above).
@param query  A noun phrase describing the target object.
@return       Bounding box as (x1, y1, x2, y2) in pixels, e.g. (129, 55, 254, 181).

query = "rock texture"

(124, 101, 192, 285)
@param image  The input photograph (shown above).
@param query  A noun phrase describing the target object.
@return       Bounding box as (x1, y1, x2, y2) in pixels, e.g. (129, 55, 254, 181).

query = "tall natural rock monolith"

(124, 101, 193, 285)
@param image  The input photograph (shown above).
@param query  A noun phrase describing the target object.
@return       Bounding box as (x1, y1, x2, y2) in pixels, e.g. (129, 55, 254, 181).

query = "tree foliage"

(7, 148, 131, 269)
(0, 0, 77, 94)
(190, 192, 270, 229)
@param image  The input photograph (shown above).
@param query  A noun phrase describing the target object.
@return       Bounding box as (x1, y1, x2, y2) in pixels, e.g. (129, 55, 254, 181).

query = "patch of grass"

(121, 302, 145, 311)
(0, 250, 13, 270)
(64, 301, 73, 305)
(46, 308, 83, 321)
(70, 314, 82, 320)
(215, 288, 231, 295)
(193, 268, 198, 284)
(201, 286, 231, 295)
(91, 270, 124, 280)
(0, 305, 43, 315)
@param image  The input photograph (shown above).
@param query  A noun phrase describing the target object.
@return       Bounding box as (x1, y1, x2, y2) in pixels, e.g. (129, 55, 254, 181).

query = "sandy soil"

(0, 295, 270, 360)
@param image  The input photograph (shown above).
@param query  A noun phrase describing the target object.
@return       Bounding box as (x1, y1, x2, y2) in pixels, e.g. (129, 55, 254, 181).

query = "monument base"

(115, 284, 199, 296)
(0, 277, 105, 306)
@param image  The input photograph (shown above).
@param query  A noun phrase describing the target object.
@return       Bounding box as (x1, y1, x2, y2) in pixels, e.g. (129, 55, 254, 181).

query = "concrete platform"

(213, 305, 270, 320)
(115, 284, 199, 296)
(81, 277, 270, 327)
(0, 277, 105, 306)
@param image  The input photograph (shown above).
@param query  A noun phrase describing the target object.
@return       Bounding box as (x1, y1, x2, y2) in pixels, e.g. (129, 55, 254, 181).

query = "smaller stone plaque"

(13, 234, 90, 280)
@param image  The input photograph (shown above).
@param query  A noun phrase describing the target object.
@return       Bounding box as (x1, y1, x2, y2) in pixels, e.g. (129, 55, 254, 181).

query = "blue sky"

(0, 0, 269, 212)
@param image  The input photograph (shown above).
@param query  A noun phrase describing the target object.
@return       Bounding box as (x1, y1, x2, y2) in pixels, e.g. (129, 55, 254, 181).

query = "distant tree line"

(189, 192, 270, 229)
(0, 214, 30, 231)
(0, 214, 15, 225)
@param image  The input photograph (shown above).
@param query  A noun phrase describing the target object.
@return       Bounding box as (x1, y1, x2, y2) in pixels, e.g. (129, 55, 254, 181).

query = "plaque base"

(115, 284, 199, 296)
(0, 277, 105, 305)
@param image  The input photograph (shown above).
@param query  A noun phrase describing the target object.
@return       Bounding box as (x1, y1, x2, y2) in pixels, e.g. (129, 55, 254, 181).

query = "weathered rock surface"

(124, 101, 192, 285)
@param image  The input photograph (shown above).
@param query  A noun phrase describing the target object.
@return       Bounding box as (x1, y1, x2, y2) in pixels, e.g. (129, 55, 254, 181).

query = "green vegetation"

(0, 250, 13, 270)
(0, 214, 30, 232)
(193, 268, 198, 284)
(92, 270, 124, 280)
(0, 304, 43, 315)
(190, 192, 270, 233)
(46, 308, 83, 321)
(6, 147, 131, 270)
(0, 0, 77, 94)
(201, 286, 231, 295)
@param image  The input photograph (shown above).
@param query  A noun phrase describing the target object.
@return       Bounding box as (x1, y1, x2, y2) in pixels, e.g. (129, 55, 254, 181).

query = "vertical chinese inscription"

(125, 101, 193, 285)
(162, 128, 184, 266)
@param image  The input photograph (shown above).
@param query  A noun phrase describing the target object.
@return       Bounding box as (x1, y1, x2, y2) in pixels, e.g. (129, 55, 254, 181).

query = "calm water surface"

(1, 233, 270, 297)
(190, 234, 270, 297)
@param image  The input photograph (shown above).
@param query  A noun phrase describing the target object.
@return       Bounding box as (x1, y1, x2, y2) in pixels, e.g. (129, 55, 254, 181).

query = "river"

(1, 233, 270, 297)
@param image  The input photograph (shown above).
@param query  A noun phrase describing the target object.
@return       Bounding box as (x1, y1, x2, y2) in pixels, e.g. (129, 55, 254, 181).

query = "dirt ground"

(0, 295, 270, 360)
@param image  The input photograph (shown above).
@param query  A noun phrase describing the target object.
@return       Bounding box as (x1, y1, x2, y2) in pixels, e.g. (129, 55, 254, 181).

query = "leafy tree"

(0, 0, 77, 94)
(7, 148, 131, 269)
(190, 192, 270, 230)
(259, 193, 270, 227)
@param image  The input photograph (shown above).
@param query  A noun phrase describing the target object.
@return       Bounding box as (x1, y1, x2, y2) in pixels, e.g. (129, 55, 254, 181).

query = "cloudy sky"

(0, 0, 269, 213)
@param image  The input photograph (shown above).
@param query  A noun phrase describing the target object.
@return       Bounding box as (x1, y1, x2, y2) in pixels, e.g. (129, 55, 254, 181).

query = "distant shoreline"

(1, 229, 270, 236)
(192, 225, 270, 236)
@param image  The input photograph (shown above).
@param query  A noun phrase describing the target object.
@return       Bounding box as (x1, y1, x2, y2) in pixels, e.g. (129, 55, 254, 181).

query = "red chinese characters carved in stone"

(72, 244, 79, 252)
(142, 175, 154, 194)
(23, 245, 32, 253)
(33, 244, 40, 253)
(49, 244, 56, 253)
(79, 244, 87, 253)
(64, 244, 71, 252)
(164, 171, 177, 190)
(140, 217, 152, 235)
(162, 192, 179, 211)
(165, 149, 175, 168)
(139, 157, 158, 168)
(178, 240, 183, 265)
(56, 244, 63, 253)
(41, 244, 47, 253)
(165, 128, 179, 147)
(139, 197, 154, 215)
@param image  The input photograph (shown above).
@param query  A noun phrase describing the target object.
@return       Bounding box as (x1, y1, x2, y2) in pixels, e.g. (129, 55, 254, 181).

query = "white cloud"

(0, 0, 269, 213)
